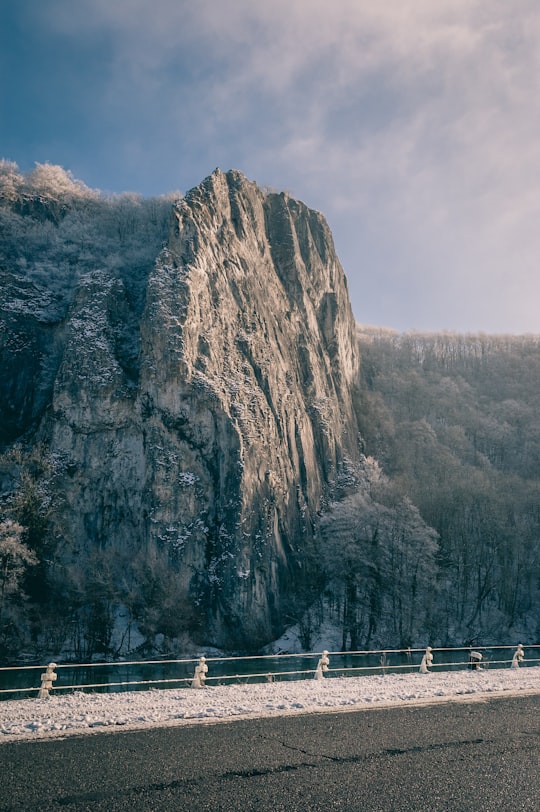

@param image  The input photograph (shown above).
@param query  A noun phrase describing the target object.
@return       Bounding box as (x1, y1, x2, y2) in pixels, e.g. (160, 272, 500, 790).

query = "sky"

(2, 0, 540, 334)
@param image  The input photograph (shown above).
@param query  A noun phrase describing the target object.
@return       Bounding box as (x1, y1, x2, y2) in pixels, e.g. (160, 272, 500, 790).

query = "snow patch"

(0, 668, 538, 742)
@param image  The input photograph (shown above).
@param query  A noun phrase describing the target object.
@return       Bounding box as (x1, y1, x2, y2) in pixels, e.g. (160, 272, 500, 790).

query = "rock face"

(0, 168, 360, 649)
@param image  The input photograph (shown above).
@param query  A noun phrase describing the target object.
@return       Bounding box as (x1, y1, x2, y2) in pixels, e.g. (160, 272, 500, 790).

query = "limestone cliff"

(0, 168, 360, 650)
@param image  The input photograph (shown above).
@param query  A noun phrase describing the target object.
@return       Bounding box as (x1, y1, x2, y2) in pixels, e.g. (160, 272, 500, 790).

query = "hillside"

(355, 326, 540, 646)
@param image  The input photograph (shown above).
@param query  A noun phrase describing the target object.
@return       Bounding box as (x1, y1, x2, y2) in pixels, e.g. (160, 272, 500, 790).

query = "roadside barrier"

(0, 644, 538, 699)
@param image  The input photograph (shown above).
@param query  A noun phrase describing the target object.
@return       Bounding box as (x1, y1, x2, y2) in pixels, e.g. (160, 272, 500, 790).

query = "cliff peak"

(0, 167, 361, 651)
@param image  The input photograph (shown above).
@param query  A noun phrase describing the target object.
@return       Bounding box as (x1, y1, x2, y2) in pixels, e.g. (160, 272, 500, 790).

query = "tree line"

(0, 160, 176, 310)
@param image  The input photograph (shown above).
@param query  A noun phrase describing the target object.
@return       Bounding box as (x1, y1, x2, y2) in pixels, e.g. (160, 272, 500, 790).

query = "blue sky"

(2, 0, 540, 334)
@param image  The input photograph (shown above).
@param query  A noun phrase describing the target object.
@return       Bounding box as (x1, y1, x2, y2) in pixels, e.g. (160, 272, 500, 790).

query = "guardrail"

(1, 645, 538, 699)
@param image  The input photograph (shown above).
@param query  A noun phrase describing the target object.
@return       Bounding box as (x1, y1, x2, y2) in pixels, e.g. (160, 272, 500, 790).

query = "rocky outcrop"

(0, 168, 361, 649)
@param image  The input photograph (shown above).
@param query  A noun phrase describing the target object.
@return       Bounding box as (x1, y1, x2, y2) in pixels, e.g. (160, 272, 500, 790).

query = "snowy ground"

(1, 667, 538, 742)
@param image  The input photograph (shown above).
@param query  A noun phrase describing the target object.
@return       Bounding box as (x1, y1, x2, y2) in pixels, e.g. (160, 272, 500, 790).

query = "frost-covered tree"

(0, 519, 36, 622)
(0, 519, 37, 656)
(24, 162, 98, 205)
(0, 162, 174, 302)
(320, 459, 439, 649)
(0, 160, 24, 204)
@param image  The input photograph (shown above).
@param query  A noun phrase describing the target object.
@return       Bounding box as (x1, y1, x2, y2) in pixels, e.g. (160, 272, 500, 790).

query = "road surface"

(1, 694, 538, 810)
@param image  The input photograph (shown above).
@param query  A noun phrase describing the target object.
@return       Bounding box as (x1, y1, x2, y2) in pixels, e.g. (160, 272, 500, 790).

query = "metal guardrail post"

(37, 663, 57, 698)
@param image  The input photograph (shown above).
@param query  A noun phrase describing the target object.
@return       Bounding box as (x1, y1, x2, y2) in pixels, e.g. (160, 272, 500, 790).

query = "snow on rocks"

(0, 668, 538, 742)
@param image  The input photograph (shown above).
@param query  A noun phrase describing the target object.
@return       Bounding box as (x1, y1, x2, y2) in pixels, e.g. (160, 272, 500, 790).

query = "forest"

(342, 326, 540, 647)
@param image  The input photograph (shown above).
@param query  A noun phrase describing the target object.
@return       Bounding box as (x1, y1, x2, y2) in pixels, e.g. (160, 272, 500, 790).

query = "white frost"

(1, 668, 538, 742)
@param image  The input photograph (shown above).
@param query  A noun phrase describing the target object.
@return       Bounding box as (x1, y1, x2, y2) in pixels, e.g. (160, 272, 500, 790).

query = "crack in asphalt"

(0, 740, 484, 808)
(264, 734, 493, 763)
(3, 733, 538, 809)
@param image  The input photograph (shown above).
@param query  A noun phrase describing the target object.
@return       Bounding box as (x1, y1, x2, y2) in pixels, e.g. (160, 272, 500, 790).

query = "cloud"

(30, 1, 540, 331)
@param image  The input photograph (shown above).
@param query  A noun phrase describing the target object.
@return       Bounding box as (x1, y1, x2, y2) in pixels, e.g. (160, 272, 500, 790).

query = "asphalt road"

(1, 694, 538, 811)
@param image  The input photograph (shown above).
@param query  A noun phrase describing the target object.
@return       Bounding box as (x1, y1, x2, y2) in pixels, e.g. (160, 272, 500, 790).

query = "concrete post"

(419, 646, 433, 673)
(191, 656, 208, 688)
(511, 644, 525, 668)
(38, 663, 57, 698)
(314, 650, 330, 680)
